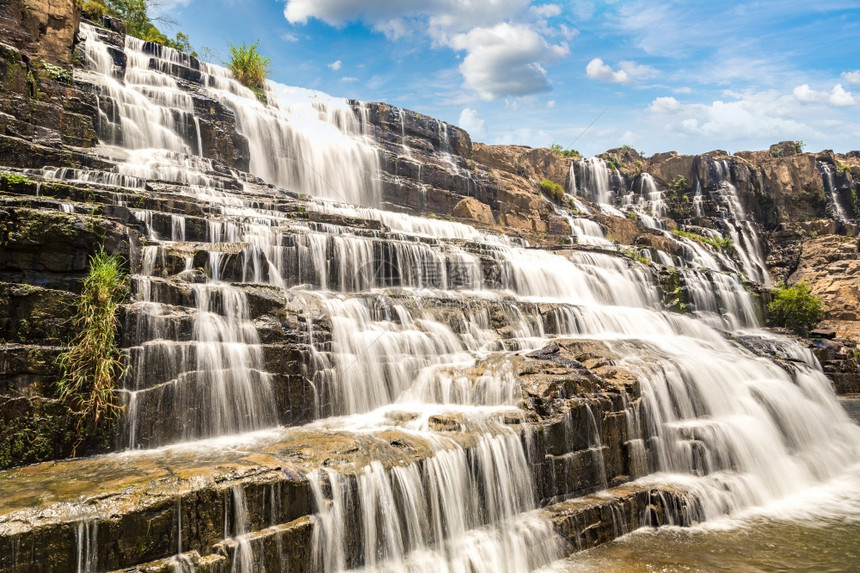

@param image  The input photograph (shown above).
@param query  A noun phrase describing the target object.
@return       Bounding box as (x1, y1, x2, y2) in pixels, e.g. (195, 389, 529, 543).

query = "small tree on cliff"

(767, 281, 824, 336)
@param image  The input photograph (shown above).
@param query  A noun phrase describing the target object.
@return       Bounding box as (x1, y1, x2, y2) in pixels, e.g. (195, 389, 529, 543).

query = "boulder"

(452, 196, 494, 225)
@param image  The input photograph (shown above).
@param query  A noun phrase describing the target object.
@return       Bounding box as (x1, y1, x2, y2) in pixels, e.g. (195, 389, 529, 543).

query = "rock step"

(0, 387, 651, 573)
(109, 485, 697, 573)
(542, 484, 701, 552)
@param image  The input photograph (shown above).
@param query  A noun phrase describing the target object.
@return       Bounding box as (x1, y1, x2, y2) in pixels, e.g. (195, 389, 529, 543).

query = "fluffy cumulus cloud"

(283, 0, 569, 100)
(843, 71, 860, 85)
(328, 60, 343, 71)
(793, 83, 856, 107)
(585, 58, 657, 85)
(648, 96, 682, 113)
(450, 23, 568, 100)
(458, 108, 486, 138)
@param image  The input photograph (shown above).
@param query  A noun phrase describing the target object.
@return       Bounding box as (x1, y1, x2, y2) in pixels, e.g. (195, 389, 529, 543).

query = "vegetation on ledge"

(671, 228, 734, 252)
(540, 178, 565, 204)
(767, 281, 824, 337)
(228, 40, 271, 102)
(550, 144, 581, 158)
(57, 250, 128, 453)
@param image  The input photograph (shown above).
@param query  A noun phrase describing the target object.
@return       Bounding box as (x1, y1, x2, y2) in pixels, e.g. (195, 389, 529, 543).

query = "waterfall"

(10, 23, 856, 573)
(574, 157, 614, 205)
(819, 161, 850, 222)
(308, 433, 562, 573)
(77, 22, 381, 207)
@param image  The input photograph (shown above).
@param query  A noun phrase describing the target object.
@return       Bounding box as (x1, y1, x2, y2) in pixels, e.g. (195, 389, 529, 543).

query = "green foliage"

(605, 157, 619, 171)
(82, 0, 107, 21)
(550, 144, 581, 158)
(0, 172, 32, 186)
(58, 250, 128, 453)
(539, 178, 565, 203)
(671, 228, 734, 252)
(228, 41, 271, 99)
(793, 140, 804, 153)
(621, 246, 651, 266)
(101, 0, 196, 55)
(767, 281, 824, 336)
(836, 161, 850, 173)
(39, 61, 72, 83)
(667, 175, 687, 199)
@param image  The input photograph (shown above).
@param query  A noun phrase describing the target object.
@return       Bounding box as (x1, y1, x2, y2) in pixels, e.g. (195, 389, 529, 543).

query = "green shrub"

(671, 228, 733, 252)
(667, 175, 687, 199)
(540, 178, 565, 203)
(0, 172, 32, 186)
(40, 61, 72, 83)
(793, 140, 804, 153)
(767, 281, 824, 336)
(228, 41, 271, 101)
(82, 0, 107, 21)
(550, 144, 581, 158)
(58, 250, 128, 452)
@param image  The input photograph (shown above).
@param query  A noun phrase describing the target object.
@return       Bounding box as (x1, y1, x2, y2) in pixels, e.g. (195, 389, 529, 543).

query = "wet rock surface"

(0, 337, 685, 572)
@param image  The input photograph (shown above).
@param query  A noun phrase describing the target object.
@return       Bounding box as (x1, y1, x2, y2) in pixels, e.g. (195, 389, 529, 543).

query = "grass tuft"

(228, 40, 271, 101)
(58, 249, 128, 452)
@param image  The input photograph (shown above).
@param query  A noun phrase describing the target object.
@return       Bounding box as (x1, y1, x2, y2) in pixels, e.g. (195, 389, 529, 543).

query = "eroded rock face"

(0, 0, 80, 67)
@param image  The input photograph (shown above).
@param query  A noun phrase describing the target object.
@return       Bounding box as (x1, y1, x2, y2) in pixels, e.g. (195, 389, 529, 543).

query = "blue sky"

(158, 1, 860, 157)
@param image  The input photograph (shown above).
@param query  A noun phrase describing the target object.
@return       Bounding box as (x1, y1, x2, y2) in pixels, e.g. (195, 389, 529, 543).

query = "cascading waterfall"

(819, 161, 850, 222)
(573, 157, 614, 205)
(709, 159, 770, 285)
(32, 24, 858, 572)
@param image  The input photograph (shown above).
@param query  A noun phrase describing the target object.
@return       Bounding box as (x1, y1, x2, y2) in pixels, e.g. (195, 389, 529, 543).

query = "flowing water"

(547, 462, 860, 572)
(28, 24, 860, 571)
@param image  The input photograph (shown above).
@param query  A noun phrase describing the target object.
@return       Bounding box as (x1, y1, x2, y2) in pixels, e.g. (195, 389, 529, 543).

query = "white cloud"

(284, 0, 532, 33)
(547, 99, 556, 108)
(458, 108, 486, 138)
(793, 84, 820, 103)
(449, 23, 568, 100)
(530, 3, 562, 18)
(648, 96, 682, 113)
(843, 71, 860, 85)
(586, 58, 628, 83)
(648, 90, 814, 142)
(341, 76, 358, 82)
(283, 0, 569, 100)
(829, 84, 855, 106)
(281, 32, 301, 42)
(586, 58, 657, 84)
(328, 60, 343, 71)
(794, 83, 856, 106)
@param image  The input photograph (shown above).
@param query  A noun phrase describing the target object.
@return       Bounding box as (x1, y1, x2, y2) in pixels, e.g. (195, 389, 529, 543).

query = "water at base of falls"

(549, 462, 860, 572)
(41, 23, 860, 573)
